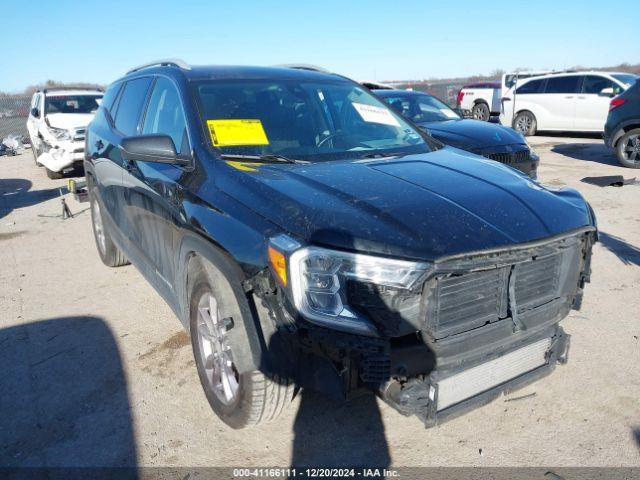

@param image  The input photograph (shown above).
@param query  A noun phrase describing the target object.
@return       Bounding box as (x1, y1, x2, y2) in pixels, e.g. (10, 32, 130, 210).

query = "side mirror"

(452, 107, 463, 116)
(30, 108, 40, 118)
(120, 134, 190, 166)
(599, 87, 615, 97)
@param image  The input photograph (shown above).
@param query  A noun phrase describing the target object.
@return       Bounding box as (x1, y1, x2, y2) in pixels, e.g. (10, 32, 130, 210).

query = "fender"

(175, 232, 269, 374)
(610, 119, 640, 147)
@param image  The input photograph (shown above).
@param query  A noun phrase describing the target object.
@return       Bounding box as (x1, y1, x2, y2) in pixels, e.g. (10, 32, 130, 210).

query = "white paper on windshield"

(352, 102, 400, 127)
(440, 108, 458, 119)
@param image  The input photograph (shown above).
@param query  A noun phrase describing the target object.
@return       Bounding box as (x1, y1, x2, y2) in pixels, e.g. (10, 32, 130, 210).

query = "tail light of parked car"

(609, 98, 626, 110)
(456, 90, 465, 106)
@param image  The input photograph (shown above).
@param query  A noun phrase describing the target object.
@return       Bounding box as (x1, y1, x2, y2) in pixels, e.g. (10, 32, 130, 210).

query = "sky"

(3, 0, 639, 92)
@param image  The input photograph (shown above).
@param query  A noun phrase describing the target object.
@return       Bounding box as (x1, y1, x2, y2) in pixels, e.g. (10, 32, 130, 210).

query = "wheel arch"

(176, 232, 268, 374)
(613, 122, 640, 147)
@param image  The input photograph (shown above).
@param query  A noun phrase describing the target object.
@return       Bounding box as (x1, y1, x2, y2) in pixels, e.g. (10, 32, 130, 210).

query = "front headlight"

(268, 235, 430, 336)
(48, 126, 72, 141)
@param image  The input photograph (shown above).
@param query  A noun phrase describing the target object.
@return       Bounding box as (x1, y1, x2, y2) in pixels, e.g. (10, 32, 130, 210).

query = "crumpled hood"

(46, 113, 94, 132)
(220, 147, 591, 261)
(421, 119, 525, 150)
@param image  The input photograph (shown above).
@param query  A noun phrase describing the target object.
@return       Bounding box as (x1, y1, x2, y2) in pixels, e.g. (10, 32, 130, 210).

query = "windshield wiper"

(220, 154, 308, 164)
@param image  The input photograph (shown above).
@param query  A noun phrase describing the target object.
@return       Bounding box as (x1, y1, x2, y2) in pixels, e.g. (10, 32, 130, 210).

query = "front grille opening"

(423, 235, 584, 341)
(483, 149, 530, 165)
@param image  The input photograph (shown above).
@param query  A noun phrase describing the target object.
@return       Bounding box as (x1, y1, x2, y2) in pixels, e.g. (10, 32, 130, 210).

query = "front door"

(120, 76, 190, 292)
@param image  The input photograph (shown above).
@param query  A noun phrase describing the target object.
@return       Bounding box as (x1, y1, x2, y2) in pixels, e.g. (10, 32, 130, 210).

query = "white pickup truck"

(26, 88, 103, 179)
(457, 72, 554, 122)
(456, 82, 501, 121)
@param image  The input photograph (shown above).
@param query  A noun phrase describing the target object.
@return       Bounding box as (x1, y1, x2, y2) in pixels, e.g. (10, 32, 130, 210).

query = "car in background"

(26, 88, 103, 179)
(604, 78, 640, 168)
(500, 71, 639, 136)
(456, 82, 501, 121)
(374, 89, 539, 177)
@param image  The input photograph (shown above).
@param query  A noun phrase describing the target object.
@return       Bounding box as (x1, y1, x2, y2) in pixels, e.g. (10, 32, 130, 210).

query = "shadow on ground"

(0, 178, 67, 219)
(0, 316, 137, 477)
(291, 391, 390, 467)
(550, 142, 619, 166)
(598, 232, 640, 267)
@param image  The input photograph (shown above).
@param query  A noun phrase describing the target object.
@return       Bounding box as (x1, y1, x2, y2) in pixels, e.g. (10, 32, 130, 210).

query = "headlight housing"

(47, 125, 72, 141)
(269, 235, 430, 336)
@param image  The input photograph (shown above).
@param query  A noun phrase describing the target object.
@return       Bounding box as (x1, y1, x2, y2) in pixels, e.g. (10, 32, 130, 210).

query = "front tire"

(472, 102, 490, 121)
(616, 128, 640, 168)
(189, 258, 294, 429)
(45, 167, 64, 179)
(89, 187, 129, 267)
(514, 111, 537, 136)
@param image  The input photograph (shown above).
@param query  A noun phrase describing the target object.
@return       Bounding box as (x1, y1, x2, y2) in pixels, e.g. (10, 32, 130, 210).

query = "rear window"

(113, 77, 153, 136)
(544, 76, 581, 94)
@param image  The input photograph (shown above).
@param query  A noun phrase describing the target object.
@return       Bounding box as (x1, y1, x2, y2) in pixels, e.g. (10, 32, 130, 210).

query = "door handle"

(564, 96, 574, 99)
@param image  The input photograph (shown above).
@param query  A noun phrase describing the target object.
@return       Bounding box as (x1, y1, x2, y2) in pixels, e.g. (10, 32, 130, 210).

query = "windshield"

(381, 93, 460, 124)
(194, 79, 431, 162)
(612, 74, 639, 87)
(45, 95, 102, 114)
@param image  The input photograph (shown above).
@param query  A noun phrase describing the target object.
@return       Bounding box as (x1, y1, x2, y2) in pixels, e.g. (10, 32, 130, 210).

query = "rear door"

(121, 76, 190, 292)
(535, 75, 581, 130)
(97, 77, 153, 247)
(575, 75, 623, 131)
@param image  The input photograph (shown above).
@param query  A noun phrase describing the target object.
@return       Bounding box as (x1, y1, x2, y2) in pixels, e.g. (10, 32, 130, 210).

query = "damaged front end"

(247, 226, 596, 427)
(36, 125, 87, 173)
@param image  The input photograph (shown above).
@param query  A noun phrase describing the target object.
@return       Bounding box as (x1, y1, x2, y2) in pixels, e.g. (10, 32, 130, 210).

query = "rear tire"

(89, 187, 129, 267)
(189, 258, 294, 429)
(45, 167, 64, 179)
(514, 111, 537, 136)
(616, 128, 640, 168)
(472, 102, 490, 121)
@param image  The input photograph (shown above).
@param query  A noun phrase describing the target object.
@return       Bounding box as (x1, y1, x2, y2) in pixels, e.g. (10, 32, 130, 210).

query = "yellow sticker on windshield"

(207, 119, 269, 147)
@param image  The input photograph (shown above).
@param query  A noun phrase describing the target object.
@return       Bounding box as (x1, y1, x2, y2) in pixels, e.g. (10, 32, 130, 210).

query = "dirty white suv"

(26, 88, 103, 179)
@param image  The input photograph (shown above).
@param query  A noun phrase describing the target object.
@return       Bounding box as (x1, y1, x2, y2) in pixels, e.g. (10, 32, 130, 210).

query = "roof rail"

(127, 58, 191, 74)
(39, 86, 104, 93)
(277, 64, 331, 73)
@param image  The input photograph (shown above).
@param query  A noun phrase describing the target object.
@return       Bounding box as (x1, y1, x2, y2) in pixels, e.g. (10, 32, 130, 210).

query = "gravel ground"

(0, 136, 639, 469)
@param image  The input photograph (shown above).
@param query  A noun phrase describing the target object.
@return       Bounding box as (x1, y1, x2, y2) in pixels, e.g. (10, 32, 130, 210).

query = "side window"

(142, 77, 189, 154)
(515, 79, 544, 94)
(582, 75, 620, 95)
(101, 82, 122, 113)
(114, 77, 153, 136)
(544, 76, 581, 94)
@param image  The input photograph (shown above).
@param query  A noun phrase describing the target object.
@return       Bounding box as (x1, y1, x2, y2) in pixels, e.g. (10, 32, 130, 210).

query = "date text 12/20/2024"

(233, 468, 399, 478)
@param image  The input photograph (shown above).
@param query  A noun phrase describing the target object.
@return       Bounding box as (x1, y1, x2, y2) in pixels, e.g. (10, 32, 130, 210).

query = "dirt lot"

(1, 136, 639, 468)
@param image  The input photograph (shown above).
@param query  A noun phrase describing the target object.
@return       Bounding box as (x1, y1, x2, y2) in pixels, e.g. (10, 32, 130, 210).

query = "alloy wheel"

(91, 199, 107, 256)
(196, 292, 239, 405)
(621, 134, 640, 164)
(515, 115, 533, 134)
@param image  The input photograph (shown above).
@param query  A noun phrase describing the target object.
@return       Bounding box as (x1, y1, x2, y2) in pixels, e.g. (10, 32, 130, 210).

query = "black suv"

(604, 79, 640, 168)
(85, 60, 597, 429)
